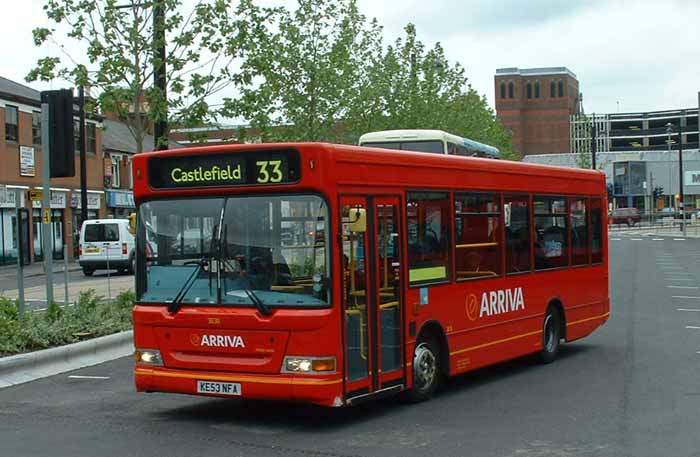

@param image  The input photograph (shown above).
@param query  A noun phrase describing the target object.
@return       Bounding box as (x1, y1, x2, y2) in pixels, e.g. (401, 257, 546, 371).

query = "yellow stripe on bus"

(448, 312, 610, 356)
(135, 368, 343, 386)
(409, 266, 447, 282)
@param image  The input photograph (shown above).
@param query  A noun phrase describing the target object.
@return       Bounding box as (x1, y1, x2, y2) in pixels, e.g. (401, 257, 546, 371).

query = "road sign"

(42, 208, 50, 224)
(30, 189, 43, 202)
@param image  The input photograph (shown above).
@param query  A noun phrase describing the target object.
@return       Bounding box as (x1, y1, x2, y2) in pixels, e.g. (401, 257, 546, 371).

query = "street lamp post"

(667, 122, 686, 235)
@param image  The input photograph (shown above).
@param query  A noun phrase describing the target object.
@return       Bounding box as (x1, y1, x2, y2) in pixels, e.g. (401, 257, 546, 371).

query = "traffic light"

(41, 89, 75, 177)
(652, 187, 664, 199)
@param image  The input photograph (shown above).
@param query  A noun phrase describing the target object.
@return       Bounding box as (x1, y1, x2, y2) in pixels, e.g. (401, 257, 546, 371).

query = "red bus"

(132, 143, 609, 406)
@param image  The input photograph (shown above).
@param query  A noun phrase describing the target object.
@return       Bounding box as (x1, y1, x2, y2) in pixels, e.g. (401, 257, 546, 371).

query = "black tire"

(82, 267, 94, 276)
(407, 336, 441, 402)
(128, 254, 135, 274)
(539, 306, 561, 364)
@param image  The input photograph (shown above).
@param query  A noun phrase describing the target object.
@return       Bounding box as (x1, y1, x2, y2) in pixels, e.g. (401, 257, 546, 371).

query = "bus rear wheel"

(408, 337, 440, 402)
(539, 306, 561, 364)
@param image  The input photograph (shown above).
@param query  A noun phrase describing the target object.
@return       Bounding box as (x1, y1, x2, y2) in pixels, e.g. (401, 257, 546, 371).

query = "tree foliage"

(27, 0, 276, 152)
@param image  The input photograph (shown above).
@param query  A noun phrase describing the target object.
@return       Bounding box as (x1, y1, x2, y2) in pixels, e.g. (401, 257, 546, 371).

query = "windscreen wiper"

(243, 288, 272, 316)
(168, 261, 204, 314)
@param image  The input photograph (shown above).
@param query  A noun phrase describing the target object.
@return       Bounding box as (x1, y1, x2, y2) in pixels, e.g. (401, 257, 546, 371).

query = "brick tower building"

(494, 67, 581, 157)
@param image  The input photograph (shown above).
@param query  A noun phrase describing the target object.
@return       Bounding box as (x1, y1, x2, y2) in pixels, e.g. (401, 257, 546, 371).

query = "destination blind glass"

(148, 149, 301, 189)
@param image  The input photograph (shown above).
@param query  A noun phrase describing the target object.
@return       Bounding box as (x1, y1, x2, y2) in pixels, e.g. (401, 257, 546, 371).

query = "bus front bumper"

(135, 366, 345, 407)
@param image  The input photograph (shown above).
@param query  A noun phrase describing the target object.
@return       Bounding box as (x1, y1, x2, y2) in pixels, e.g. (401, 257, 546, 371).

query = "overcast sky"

(4, 0, 699, 115)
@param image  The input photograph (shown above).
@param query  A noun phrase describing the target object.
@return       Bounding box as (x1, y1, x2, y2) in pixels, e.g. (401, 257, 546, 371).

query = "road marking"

(672, 296, 700, 299)
(677, 308, 700, 312)
(631, 238, 643, 241)
(667, 278, 694, 281)
(610, 238, 621, 241)
(687, 326, 700, 330)
(652, 238, 664, 241)
(668, 286, 699, 289)
(67, 375, 111, 380)
(674, 238, 687, 241)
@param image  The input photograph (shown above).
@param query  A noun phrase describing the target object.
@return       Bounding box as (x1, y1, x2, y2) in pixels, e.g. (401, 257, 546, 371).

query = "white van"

(79, 219, 135, 276)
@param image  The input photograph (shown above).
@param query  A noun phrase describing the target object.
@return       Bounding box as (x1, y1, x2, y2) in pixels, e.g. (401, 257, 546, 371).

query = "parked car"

(609, 208, 641, 226)
(656, 207, 677, 219)
(79, 219, 136, 276)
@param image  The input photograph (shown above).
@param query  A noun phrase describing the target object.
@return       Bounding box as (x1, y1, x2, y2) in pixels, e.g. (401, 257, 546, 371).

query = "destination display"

(149, 149, 300, 189)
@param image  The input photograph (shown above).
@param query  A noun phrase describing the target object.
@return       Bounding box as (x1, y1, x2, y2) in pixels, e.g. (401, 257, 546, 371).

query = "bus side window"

(407, 192, 451, 284)
(504, 195, 531, 274)
(590, 198, 603, 263)
(454, 193, 501, 280)
(534, 196, 568, 270)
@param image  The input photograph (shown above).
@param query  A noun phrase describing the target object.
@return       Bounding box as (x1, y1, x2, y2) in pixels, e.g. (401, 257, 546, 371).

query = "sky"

(3, 0, 699, 115)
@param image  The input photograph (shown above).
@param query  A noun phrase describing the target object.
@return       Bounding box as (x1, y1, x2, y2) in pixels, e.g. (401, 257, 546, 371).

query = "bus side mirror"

(349, 208, 366, 233)
(128, 212, 137, 235)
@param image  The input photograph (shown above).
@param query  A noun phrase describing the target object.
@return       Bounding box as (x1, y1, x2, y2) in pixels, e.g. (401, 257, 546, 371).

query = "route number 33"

(256, 160, 283, 183)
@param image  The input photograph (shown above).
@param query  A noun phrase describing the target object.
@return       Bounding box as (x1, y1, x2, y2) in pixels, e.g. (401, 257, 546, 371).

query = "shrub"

(0, 289, 134, 356)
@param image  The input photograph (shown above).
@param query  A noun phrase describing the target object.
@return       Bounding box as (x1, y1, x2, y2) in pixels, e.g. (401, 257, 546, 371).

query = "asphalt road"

(1, 234, 699, 457)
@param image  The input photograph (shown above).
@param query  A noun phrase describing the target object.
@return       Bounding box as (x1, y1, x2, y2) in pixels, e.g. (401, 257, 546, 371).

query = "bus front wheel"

(539, 306, 562, 364)
(408, 337, 440, 402)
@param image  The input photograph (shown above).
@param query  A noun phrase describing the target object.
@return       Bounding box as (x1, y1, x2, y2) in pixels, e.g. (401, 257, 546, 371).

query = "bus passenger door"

(372, 197, 404, 393)
(340, 196, 405, 403)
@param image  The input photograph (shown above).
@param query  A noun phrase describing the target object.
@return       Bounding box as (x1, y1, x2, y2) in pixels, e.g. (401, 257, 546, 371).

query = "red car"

(609, 208, 641, 226)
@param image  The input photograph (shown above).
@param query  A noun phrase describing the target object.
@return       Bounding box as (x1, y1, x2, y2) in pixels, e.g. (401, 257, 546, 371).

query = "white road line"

(687, 326, 700, 330)
(631, 238, 643, 241)
(652, 238, 664, 241)
(672, 296, 700, 299)
(610, 238, 621, 241)
(674, 238, 687, 241)
(677, 308, 700, 312)
(668, 286, 699, 289)
(67, 375, 111, 380)
(666, 278, 694, 281)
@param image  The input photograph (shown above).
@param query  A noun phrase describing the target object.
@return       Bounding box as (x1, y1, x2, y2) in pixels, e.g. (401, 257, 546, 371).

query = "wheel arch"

(547, 297, 567, 341)
(415, 320, 450, 378)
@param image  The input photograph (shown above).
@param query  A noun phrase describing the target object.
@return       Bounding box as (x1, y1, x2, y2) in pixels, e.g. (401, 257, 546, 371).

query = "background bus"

(132, 142, 608, 407)
(358, 129, 502, 159)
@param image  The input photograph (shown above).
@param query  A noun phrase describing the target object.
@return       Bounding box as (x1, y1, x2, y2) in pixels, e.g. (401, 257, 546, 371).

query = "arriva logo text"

(479, 287, 525, 317)
(196, 335, 246, 348)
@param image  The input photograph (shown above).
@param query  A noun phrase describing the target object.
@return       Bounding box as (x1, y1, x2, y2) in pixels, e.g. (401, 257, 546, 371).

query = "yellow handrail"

(456, 242, 498, 249)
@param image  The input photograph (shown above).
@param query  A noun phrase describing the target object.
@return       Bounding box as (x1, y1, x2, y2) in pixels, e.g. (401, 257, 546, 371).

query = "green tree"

(222, 0, 383, 143)
(27, 0, 275, 152)
(344, 24, 515, 158)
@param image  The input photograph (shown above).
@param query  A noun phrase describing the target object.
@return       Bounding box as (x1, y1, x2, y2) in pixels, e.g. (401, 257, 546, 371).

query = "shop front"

(105, 189, 135, 219)
(0, 187, 30, 266)
(32, 190, 68, 261)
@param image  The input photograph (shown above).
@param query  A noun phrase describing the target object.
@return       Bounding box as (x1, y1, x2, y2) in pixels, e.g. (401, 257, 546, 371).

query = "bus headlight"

(282, 356, 336, 374)
(134, 348, 164, 366)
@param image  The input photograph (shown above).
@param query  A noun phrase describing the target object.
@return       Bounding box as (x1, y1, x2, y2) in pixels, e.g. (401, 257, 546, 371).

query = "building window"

(534, 196, 568, 269)
(550, 81, 556, 98)
(500, 82, 506, 99)
(110, 155, 121, 188)
(558, 81, 564, 97)
(407, 191, 451, 284)
(32, 111, 41, 145)
(454, 193, 501, 280)
(526, 82, 532, 99)
(87, 123, 97, 153)
(5, 105, 18, 142)
(508, 82, 514, 98)
(534, 81, 540, 98)
(505, 195, 531, 274)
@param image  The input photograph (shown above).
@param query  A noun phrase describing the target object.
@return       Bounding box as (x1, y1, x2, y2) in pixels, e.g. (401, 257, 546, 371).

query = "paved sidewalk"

(0, 260, 81, 280)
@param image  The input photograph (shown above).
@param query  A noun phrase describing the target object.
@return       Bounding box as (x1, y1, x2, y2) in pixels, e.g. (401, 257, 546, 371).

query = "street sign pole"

(41, 100, 54, 306)
(15, 196, 25, 315)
